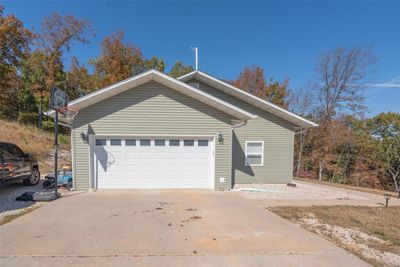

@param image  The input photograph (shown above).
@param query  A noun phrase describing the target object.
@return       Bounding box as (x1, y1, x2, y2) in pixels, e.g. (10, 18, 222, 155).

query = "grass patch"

(270, 206, 400, 266)
(0, 206, 40, 226)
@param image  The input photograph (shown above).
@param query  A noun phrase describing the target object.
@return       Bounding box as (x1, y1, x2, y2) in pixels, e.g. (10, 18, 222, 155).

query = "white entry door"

(91, 137, 214, 189)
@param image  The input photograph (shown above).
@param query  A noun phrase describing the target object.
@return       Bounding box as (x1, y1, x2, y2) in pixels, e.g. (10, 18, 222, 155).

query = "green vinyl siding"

(188, 78, 295, 184)
(72, 81, 234, 191)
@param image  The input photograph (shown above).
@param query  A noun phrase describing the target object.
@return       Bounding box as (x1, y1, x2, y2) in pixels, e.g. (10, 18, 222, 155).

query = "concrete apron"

(0, 190, 369, 266)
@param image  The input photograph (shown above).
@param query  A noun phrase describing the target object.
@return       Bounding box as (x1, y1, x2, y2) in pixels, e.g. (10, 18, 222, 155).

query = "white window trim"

(245, 141, 264, 166)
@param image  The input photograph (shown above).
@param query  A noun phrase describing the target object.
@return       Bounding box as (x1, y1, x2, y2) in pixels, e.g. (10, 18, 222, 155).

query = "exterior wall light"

(80, 132, 88, 144)
(217, 132, 224, 143)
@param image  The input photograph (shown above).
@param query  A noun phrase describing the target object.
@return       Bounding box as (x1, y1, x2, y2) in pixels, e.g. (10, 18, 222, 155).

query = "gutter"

(232, 120, 247, 129)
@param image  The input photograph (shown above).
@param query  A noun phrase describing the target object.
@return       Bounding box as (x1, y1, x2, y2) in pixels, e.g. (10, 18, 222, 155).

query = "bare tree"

(315, 46, 377, 123)
(386, 138, 400, 194)
(313, 46, 377, 181)
(287, 87, 314, 117)
(288, 87, 314, 178)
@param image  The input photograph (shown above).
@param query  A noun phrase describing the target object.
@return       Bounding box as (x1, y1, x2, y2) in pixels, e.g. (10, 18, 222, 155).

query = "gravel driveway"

(0, 180, 44, 220)
(233, 180, 400, 207)
(233, 181, 367, 200)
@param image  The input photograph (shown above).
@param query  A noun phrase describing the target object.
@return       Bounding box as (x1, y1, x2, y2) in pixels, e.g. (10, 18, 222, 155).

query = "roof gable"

(45, 70, 256, 123)
(178, 71, 318, 128)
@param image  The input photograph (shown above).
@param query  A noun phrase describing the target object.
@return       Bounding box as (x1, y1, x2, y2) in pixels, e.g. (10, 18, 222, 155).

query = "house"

(47, 69, 317, 191)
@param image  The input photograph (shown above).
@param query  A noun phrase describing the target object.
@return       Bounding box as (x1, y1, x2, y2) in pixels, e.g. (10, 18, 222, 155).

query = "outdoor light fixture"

(217, 132, 224, 142)
(80, 132, 88, 144)
(384, 194, 391, 207)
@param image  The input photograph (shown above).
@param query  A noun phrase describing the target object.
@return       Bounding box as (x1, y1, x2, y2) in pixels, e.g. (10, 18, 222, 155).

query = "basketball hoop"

(57, 106, 78, 121)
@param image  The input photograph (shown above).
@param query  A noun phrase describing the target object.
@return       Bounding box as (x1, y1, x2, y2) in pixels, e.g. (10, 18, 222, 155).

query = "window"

(184, 140, 194, 146)
(155, 139, 165, 146)
(245, 141, 263, 166)
(140, 139, 151, 146)
(9, 145, 24, 157)
(96, 139, 106, 146)
(169, 140, 180, 146)
(110, 139, 121, 146)
(125, 139, 136, 146)
(198, 140, 209, 147)
(0, 149, 14, 160)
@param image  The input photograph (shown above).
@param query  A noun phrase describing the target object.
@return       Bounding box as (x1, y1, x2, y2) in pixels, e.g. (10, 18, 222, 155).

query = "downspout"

(230, 120, 248, 190)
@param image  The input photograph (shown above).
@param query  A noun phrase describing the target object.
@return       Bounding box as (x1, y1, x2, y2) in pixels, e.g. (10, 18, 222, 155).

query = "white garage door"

(91, 137, 214, 189)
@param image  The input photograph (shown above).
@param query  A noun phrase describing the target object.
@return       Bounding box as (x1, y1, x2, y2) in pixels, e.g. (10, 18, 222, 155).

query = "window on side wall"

(245, 141, 263, 166)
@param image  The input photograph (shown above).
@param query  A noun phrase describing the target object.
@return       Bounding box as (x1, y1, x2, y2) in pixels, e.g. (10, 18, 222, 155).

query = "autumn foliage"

(0, 6, 398, 192)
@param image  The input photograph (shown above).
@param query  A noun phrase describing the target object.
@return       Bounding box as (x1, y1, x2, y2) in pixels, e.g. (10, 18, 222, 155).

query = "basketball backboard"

(50, 86, 69, 114)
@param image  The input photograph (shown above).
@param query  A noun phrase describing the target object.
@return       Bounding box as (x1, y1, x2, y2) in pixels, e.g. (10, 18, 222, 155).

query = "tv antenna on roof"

(191, 46, 198, 71)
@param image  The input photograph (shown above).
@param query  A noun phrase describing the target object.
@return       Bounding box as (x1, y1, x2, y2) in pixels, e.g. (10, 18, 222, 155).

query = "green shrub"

(18, 112, 38, 125)
(58, 134, 69, 145)
(42, 120, 54, 132)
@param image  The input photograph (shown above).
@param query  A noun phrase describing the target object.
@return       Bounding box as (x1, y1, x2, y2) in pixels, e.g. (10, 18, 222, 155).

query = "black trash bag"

(16, 192, 35, 201)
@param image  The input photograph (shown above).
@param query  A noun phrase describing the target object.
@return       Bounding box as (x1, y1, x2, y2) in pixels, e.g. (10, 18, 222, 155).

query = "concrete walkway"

(0, 190, 368, 266)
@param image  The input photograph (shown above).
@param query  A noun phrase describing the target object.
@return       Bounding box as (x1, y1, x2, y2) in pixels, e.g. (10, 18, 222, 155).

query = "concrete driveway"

(0, 190, 368, 266)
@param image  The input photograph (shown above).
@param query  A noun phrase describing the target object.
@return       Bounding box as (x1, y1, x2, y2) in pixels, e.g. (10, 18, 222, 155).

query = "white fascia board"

(45, 70, 154, 117)
(178, 71, 318, 128)
(176, 70, 197, 81)
(45, 70, 255, 121)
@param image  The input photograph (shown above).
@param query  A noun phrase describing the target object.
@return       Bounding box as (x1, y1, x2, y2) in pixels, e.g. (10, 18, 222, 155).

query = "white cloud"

(367, 83, 400, 88)
(367, 76, 400, 88)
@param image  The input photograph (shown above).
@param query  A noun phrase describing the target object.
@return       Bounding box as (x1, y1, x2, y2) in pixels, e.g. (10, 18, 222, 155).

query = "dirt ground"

(269, 206, 400, 267)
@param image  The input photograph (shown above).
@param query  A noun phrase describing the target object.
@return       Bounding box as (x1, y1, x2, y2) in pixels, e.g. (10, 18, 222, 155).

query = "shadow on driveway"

(0, 180, 44, 214)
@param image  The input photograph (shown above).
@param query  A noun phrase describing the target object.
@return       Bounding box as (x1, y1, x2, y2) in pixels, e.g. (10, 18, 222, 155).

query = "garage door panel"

(125, 152, 138, 160)
(139, 152, 152, 160)
(154, 152, 166, 160)
(93, 137, 213, 189)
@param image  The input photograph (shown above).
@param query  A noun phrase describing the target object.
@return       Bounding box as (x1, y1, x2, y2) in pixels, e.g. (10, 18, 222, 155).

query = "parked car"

(43, 168, 73, 191)
(0, 142, 40, 186)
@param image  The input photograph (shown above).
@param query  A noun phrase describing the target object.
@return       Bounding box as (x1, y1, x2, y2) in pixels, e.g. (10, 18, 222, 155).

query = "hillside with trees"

(0, 5, 398, 192)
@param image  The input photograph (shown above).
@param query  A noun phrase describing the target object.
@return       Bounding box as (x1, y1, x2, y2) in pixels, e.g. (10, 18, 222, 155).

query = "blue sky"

(3, 1, 400, 116)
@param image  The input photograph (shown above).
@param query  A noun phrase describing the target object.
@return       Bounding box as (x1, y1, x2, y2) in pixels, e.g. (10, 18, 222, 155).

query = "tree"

(144, 56, 165, 72)
(368, 112, 400, 192)
(90, 31, 144, 88)
(65, 57, 97, 100)
(169, 61, 193, 78)
(22, 50, 65, 123)
(315, 46, 377, 123)
(25, 13, 93, 128)
(312, 46, 377, 181)
(0, 6, 34, 119)
(385, 138, 400, 193)
(233, 65, 289, 108)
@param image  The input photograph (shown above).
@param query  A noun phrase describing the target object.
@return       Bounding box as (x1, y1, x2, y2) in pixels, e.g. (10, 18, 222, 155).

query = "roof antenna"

(191, 47, 198, 71)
